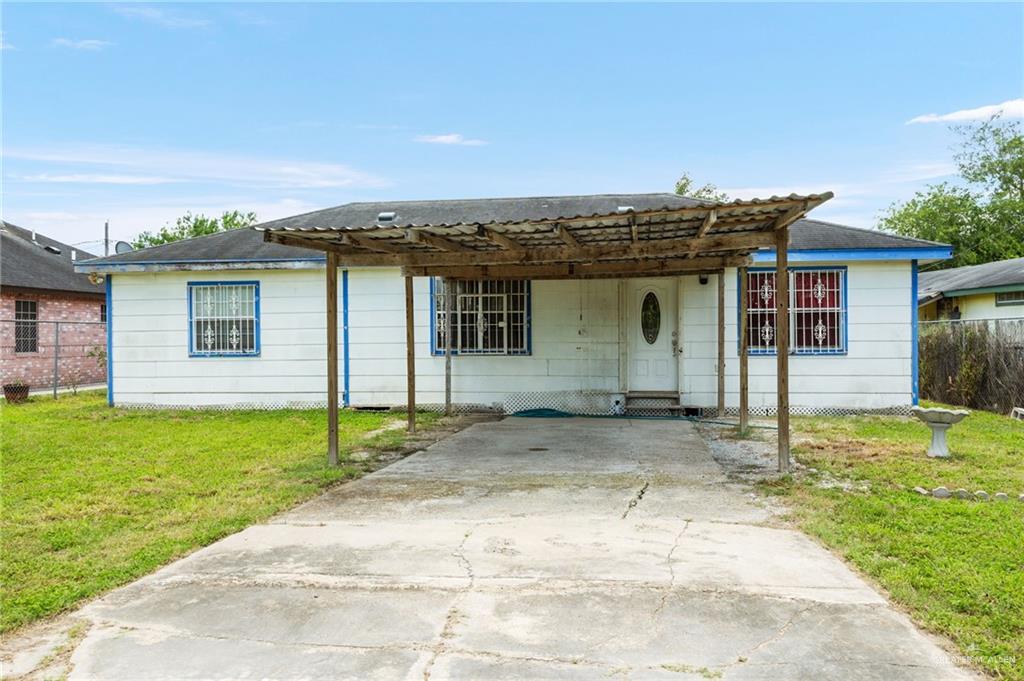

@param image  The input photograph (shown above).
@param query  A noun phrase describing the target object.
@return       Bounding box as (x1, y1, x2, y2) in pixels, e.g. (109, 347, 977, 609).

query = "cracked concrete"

(64, 417, 975, 680)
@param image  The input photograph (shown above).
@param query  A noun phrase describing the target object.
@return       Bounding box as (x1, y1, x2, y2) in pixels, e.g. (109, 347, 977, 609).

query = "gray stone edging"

(912, 485, 1023, 502)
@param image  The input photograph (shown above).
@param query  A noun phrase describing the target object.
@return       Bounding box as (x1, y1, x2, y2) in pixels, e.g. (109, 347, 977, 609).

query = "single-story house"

(918, 256, 1024, 321)
(1, 222, 106, 389)
(77, 193, 951, 418)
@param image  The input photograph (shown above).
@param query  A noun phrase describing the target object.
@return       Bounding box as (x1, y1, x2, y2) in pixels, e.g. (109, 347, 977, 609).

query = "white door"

(627, 279, 678, 392)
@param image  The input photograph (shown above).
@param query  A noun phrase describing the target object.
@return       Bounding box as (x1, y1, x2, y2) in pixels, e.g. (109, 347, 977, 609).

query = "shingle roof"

(78, 194, 948, 268)
(1, 222, 103, 295)
(77, 227, 322, 266)
(919, 257, 1024, 301)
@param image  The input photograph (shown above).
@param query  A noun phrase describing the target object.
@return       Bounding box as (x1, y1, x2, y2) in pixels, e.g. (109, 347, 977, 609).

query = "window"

(188, 282, 260, 357)
(995, 290, 1024, 306)
(742, 268, 847, 355)
(432, 279, 530, 355)
(15, 300, 38, 353)
(100, 304, 107, 323)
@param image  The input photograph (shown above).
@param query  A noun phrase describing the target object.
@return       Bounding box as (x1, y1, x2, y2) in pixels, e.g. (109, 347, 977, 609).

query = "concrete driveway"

(71, 418, 972, 680)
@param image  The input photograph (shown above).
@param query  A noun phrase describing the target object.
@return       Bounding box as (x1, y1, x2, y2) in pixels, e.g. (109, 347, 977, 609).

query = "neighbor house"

(918, 256, 1024, 321)
(76, 194, 951, 415)
(1, 222, 107, 389)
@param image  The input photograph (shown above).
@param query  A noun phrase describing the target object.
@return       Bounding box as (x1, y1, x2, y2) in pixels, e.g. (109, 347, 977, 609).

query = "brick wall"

(1, 290, 107, 390)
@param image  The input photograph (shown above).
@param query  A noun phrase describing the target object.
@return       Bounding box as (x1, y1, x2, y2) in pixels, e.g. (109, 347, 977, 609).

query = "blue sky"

(2, 2, 1022, 251)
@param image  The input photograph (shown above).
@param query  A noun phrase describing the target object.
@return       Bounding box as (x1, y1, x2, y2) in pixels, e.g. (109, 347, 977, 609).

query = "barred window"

(188, 282, 260, 357)
(100, 304, 107, 323)
(995, 290, 1024, 306)
(743, 268, 847, 355)
(433, 279, 530, 355)
(15, 300, 38, 353)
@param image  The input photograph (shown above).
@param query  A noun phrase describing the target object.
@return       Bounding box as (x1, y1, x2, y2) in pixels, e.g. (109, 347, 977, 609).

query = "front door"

(627, 278, 678, 392)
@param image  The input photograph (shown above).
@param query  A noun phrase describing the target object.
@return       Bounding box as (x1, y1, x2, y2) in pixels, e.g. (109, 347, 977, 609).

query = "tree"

(674, 172, 730, 202)
(132, 210, 258, 249)
(880, 116, 1024, 269)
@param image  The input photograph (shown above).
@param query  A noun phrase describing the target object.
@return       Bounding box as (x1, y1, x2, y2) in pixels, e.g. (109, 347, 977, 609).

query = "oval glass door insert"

(641, 292, 660, 344)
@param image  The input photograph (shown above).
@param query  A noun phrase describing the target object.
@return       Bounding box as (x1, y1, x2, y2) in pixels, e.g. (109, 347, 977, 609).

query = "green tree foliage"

(674, 172, 730, 202)
(880, 117, 1024, 269)
(131, 210, 258, 249)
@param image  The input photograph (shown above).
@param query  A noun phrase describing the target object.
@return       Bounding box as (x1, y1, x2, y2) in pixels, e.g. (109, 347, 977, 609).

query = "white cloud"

(21, 173, 177, 185)
(8, 198, 323, 246)
(6, 144, 389, 190)
(51, 38, 113, 51)
(906, 98, 1024, 124)
(112, 6, 211, 29)
(414, 133, 488, 146)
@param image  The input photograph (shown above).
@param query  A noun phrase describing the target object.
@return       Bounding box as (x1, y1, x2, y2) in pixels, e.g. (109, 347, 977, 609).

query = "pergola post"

(405, 275, 417, 433)
(326, 252, 340, 466)
(738, 266, 749, 432)
(717, 270, 726, 417)
(775, 228, 790, 472)
(444, 278, 453, 417)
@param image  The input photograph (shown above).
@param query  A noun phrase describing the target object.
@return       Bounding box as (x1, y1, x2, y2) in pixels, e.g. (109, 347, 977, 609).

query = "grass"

(1, 391, 438, 633)
(764, 404, 1023, 679)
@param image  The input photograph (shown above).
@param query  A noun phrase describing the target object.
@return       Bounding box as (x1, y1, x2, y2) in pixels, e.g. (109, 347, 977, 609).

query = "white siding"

(681, 261, 914, 411)
(347, 269, 620, 407)
(109, 261, 916, 411)
(110, 270, 331, 407)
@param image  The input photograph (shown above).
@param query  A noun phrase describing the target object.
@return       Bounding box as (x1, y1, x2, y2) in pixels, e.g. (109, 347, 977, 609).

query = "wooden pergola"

(259, 192, 833, 473)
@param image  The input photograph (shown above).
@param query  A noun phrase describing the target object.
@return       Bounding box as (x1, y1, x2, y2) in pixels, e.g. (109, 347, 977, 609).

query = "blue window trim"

(187, 281, 261, 358)
(911, 260, 919, 405)
(342, 270, 351, 406)
(428, 277, 533, 356)
(105, 275, 113, 406)
(736, 266, 849, 357)
(752, 247, 952, 263)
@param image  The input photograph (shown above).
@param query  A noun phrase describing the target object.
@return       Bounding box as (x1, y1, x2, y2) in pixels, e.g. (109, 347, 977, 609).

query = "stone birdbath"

(910, 406, 970, 458)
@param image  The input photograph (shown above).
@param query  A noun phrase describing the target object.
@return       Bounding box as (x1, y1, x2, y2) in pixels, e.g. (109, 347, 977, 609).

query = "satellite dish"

(114, 241, 134, 254)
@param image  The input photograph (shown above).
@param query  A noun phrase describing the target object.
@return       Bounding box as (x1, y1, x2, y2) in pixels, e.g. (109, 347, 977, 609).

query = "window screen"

(188, 282, 259, 356)
(433, 280, 530, 355)
(743, 268, 847, 355)
(15, 300, 38, 353)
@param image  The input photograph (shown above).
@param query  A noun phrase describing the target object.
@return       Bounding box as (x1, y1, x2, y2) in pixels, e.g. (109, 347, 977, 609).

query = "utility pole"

(104, 221, 110, 256)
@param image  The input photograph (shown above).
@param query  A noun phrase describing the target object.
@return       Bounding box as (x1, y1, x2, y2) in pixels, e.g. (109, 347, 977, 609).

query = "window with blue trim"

(188, 282, 260, 357)
(432, 279, 530, 355)
(744, 268, 847, 355)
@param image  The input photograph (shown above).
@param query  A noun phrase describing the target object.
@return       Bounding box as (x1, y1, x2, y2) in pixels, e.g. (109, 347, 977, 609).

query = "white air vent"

(44, 245, 62, 254)
(616, 206, 635, 214)
(377, 211, 397, 223)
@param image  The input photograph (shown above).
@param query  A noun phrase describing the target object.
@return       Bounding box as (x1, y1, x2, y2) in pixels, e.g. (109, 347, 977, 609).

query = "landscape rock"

(975, 491, 989, 501)
(931, 486, 951, 499)
(913, 486, 929, 496)
(994, 493, 1009, 502)
(954, 488, 970, 499)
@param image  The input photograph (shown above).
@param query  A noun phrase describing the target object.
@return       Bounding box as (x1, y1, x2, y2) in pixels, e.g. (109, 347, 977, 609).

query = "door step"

(625, 392, 683, 416)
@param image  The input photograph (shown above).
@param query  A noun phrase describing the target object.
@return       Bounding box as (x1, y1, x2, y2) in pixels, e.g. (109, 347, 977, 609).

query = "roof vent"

(71, 249, 77, 261)
(44, 245, 62, 254)
(376, 211, 397, 223)
(616, 206, 635, 214)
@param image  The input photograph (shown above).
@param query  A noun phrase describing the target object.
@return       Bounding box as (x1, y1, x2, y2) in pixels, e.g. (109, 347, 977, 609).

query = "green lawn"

(764, 405, 1023, 679)
(1, 391, 437, 633)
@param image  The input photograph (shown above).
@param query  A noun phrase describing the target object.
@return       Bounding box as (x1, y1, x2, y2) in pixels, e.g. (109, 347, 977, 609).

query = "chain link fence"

(1, 319, 107, 397)
(919, 318, 1024, 415)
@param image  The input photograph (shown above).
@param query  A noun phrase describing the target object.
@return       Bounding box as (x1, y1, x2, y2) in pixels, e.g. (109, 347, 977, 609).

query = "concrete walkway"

(70, 418, 973, 680)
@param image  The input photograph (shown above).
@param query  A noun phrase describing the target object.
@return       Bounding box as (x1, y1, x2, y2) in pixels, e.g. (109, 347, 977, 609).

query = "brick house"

(1, 222, 107, 391)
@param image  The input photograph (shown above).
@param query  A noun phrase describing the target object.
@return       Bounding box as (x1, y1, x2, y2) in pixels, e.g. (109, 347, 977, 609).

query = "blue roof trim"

(911, 260, 919, 406)
(752, 247, 953, 263)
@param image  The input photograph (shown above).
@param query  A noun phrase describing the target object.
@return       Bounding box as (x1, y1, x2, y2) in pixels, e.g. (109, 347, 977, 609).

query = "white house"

(918, 256, 1024, 321)
(77, 194, 951, 416)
